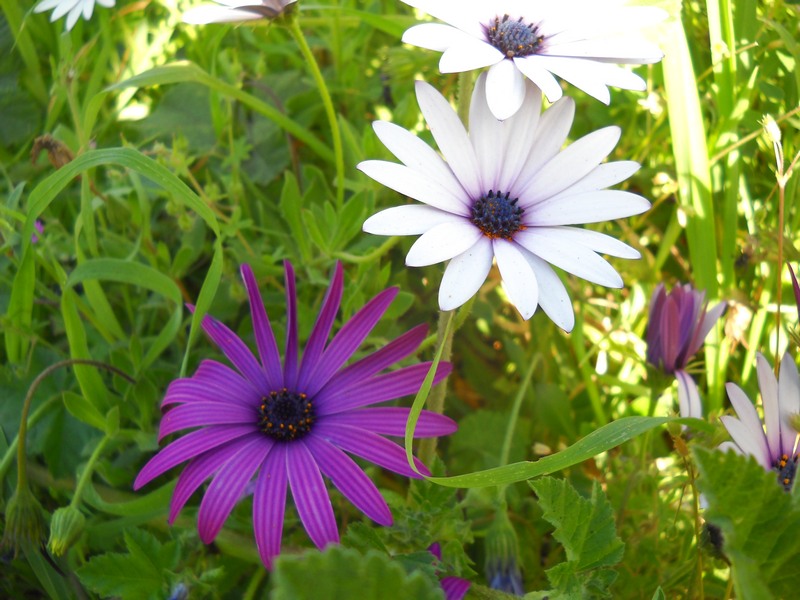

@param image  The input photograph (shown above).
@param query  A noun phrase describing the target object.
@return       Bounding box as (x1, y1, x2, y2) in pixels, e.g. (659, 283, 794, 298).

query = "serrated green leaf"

(694, 447, 800, 599)
(77, 542, 164, 600)
(270, 546, 442, 600)
(530, 477, 624, 598)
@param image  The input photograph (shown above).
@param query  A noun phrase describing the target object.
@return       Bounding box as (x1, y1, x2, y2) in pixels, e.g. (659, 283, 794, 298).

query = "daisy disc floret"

(34, 0, 115, 31)
(721, 353, 800, 491)
(400, 0, 666, 120)
(359, 74, 650, 330)
(183, 0, 296, 25)
(134, 262, 456, 569)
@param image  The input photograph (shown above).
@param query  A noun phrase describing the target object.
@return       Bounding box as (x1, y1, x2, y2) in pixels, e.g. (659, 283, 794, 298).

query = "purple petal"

(134, 425, 254, 489)
(253, 444, 288, 570)
(778, 352, 800, 457)
(660, 295, 680, 371)
(304, 435, 392, 526)
(316, 422, 430, 478)
(304, 288, 399, 396)
(162, 368, 260, 408)
(328, 408, 457, 438)
(241, 264, 284, 389)
(287, 442, 339, 550)
(189, 304, 269, 391)
(283, 260, 299, 389)
(158, 402, 258, 441)
(317, 362, 453, 415)
(790, 264, 800, 324)
(428, 542, 442, 560)
(298, 262, 344, 390)
(169, 432, 264, 523)
(315, 324, 428, 399)
(441, 577, 471, 600)
(197, 437, 272, 543)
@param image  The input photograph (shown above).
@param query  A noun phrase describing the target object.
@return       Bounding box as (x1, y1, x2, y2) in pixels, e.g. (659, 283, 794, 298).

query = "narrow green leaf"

(63, 391, 107, 432)
(21, 542, 71, 600)
(83, 480, 175, 518)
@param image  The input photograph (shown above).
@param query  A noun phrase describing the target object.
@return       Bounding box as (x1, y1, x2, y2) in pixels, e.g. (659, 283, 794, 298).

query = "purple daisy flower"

(134, 261, 456, 569)
(429, 543, 471, 600)
(721, 353, 800, 491)
(646, 283, 726, 419)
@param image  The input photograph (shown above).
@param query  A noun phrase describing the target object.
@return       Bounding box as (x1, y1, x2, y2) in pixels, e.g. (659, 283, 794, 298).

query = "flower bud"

(484, 509, 524, 595)
(1, 486, 46, 555)
(47, 505, 86, 556)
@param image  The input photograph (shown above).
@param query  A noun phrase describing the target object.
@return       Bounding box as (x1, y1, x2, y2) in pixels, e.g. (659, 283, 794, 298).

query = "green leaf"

(76, 531, 165, 600)
(530, 477, 624, 599)
(63, 391, 107, 431)
(694, 447, 800, 599)
(427, 417, 672, 488)
(270, 546, 441, 600)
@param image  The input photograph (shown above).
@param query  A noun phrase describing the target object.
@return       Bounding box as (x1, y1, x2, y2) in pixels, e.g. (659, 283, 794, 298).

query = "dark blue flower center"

(471, 190, 525, 240)
(258, 388, 315, 441)
(487, 15, 544, 58)
(775, 453, 798, 491)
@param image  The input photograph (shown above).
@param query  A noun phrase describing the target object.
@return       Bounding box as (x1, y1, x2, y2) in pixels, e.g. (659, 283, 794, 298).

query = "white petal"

(357, 160, 469, 216)
(514, 97, 575, 188)
(415, 81, 482, 199)
(469, 73, 506, 191)
(514, 56, 564, 103)
(718, 441, 743, 456)
(778, 353, 800, 457)
(756, 353, 780, 460)
(675, 370, 702, 419)
(363, 205, 461, 236)
(183, 6, 262, 23)
(517, 126, 621, 205)
(371, 121, 467, 198)
(497, 79, 543, 188)
(439, 40, 503, 73)
(51, 0, 80, 20)
(546, 161, 640, 201)
(402, 0, 487, 39)
(527, 55, 611, 104)
(524, 226, 640, 259)
(519, 248, 574, 331)
(485, 60, 527, 121)
(544, 38, 664, 63)
(406, 221, 482, 267)
(438, 237, 494, 311)
(726, 383, 768, 452)
(493, 239, 539, 320)
(34, 0, 66, 12)
(526, 190, 650, 226)
(82, 0, 94, 19)
(65, 5, 82, 29)
(720, 415, 771, 469)
(515, 230, 623, 288)
(402, 23, 476, 52)
(97, 0, 116, 6)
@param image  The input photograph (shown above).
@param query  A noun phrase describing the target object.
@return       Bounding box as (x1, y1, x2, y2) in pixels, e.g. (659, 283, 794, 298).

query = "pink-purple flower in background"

(428, 543, 471, 600)
(646, 283, 726, 419)
(135, 262, 456, 569)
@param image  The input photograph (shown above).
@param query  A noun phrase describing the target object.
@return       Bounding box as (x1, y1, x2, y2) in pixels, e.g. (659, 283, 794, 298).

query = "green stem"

(70, 435, 111, 510)
(333, 236, 400, 264)
(0, 395, 58, 486)
(288, 17, 346, 209)
(456, 71, 474, 125)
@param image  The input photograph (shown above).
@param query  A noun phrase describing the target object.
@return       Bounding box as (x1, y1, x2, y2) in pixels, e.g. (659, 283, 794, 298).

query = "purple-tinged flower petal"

(253, 444, 288, 570)
(790, 264, 800, 324)
(158, 402, 257, 441)
(720, 414, 771, 470)
(304, 435, 392, 526)
(162, 370, 260, 408)
(317, 423, 430, 478)
(660, 295, 681, 371)
(189, 305, 269, 392)
(241, 264, 283, 389)
(726, 382, 769, 454)
(485, 58, 526, 122)
(287, 443, 339, 550)
(304, 287, 399, 396)
(329, 408, 457, 438)
(283, 260, 299, 389)
(134, 425, 254, 489)
(777, 353, 800, 457)
(756, 354, 781, 460)
(169, 432, 264, 523)
(197, 437, 272, 543)
(429, 542, 442, 560)
(316, 362, 453, 415)
(675, 370, 702, 420)
(316, 324, 428, 398)
(441, 576, 471, 600)
(298, 263, 344, 390)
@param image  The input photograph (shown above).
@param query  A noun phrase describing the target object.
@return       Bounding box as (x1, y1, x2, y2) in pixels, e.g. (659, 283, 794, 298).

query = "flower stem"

(288, 17, 346, 210)
(70, 434, 110, 511)
(456, 71, 474, 125)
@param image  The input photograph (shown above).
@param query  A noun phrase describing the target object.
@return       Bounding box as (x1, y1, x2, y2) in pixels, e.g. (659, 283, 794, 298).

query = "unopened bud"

(1, 486, 46, 555)
(47, 506, 86, 556)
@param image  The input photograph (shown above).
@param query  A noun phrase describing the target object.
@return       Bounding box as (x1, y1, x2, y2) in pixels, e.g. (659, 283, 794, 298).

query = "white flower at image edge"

(358, 74, 650, 331)
(34, 0, 115, 31)
(401, 0, 666, 120)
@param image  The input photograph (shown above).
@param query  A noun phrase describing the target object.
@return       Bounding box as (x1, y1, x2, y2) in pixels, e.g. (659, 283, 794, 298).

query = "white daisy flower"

(34, 0, 115, 31)
(400, 0, 666, 120)
(720, 353, 800, 491)
(183, 0, 296, 25)
(358, 74, 650, 330)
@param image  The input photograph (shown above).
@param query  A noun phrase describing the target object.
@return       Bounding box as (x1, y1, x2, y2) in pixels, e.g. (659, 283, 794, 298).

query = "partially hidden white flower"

(34, 0, 115, 31)
(183, 0, 296, 25)
(720, 353, 800, 491)
(401, 0, 666, 120)
(358, 74, 650, 330)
